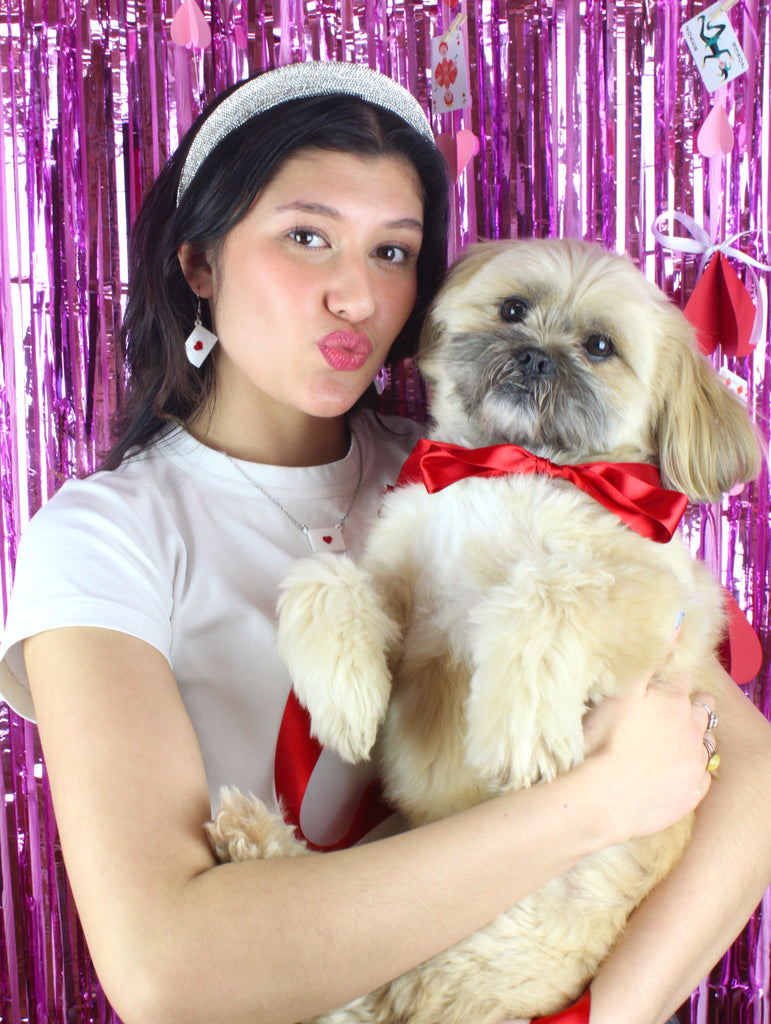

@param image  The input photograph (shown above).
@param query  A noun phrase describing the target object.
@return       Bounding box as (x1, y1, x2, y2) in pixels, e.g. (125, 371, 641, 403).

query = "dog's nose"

(516, 347, 555, 379)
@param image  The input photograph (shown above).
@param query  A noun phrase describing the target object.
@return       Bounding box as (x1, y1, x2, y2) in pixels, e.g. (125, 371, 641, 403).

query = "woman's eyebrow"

(275, 200, 423, 233)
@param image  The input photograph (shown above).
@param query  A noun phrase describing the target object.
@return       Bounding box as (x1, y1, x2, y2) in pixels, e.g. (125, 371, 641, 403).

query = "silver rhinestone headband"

(176, 61, 434, 205)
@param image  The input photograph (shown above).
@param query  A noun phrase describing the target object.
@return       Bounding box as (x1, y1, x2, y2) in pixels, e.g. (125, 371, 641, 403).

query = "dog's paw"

(464, 670, 586, 789)
(206, 787, 310, 862)
(465, 722, 583, 791)
(277, 553, 400, 763)
(465, 585, 590, 789)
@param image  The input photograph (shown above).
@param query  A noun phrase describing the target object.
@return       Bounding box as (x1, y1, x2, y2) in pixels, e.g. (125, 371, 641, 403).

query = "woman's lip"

(317, 331, 373, 372)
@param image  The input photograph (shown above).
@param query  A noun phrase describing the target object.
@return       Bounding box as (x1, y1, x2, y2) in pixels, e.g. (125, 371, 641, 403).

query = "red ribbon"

(274, 690, 392, 852)
(396, 439, 688, 543)
(532, 990, 591, 1024)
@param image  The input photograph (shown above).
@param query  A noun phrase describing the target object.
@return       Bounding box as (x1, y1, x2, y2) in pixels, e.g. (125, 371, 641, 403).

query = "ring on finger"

(703, 734, 720, 773)
(693, 700, 719, 732)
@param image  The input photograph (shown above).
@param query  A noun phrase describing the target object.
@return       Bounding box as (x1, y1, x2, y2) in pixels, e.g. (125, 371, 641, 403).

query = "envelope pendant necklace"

(221, 427, 363, 553)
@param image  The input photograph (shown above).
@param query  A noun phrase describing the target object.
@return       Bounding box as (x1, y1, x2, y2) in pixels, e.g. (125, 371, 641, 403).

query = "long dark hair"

(102, 77, 450, 470)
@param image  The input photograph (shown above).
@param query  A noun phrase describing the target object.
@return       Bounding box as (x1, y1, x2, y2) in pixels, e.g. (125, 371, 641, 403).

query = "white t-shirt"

(0, 410, 422, 845)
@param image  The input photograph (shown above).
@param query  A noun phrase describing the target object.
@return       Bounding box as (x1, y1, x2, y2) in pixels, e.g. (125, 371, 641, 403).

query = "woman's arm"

(588, 666, 771, 1024)
(25, 626, 712, 1024)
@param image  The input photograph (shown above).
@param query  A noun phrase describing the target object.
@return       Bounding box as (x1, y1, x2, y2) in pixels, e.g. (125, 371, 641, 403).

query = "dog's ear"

(417, 295, 446, 368)
(418, 241, 507, 366)
(658, 336, 763, 503)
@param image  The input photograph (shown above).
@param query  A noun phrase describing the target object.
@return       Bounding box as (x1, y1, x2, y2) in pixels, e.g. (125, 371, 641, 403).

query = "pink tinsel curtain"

(1, 2, 769, 1021)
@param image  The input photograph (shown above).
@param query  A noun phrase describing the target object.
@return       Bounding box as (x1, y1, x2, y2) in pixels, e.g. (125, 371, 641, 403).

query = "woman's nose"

(325, 256, 376, 323)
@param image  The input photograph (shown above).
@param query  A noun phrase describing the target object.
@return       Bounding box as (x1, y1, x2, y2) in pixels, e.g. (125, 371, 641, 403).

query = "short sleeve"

(0, 473, 179, 720)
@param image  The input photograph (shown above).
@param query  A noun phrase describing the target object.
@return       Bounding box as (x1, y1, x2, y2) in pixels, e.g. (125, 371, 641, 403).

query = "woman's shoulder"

(11, 427, 204, 614)
(0, 435, 194, 721)
(31, 424, 206, 520)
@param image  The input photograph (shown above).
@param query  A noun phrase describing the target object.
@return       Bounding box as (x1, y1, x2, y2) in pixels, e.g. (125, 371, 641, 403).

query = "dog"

(208, 239, 762, 1022)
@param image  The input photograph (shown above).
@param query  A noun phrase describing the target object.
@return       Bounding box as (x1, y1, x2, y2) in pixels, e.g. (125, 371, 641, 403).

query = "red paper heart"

(323, 535, 333, 545)
(718, 594, 763, 686)
(684, 253, 757, 358)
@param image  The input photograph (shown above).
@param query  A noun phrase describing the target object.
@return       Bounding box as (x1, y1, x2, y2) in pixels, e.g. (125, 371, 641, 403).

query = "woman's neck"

(185, 403, 351, 467)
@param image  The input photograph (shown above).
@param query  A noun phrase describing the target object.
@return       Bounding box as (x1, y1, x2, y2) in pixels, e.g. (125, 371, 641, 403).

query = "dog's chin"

(469, 388, 614, 461)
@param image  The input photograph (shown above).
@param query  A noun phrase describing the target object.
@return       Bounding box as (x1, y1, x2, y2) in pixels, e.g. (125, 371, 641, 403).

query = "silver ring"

(693, 700, 718, 732)
(703, 734, 720, 773)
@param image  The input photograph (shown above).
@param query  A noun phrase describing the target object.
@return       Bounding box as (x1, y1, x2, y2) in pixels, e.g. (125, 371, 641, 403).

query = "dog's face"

(419, 239, 761, 503)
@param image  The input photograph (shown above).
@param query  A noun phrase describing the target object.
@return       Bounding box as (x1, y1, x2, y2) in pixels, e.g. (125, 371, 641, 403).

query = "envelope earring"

(185, 295, 218, 367)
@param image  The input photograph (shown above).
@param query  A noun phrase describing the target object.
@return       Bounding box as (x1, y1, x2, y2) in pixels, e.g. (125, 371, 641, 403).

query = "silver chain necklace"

(221, 426, 363, 553)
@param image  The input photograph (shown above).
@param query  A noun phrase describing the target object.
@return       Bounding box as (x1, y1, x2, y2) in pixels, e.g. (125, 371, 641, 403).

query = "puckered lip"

(318, 330, 373, 355)
(317, 330, 374, 371)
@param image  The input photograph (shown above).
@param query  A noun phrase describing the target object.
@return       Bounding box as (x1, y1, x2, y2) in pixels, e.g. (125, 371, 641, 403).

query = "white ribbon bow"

(651, 210, 770, 349)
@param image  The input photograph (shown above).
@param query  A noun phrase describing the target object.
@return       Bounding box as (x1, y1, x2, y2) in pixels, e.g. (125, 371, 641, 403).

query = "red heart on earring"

(194, 340, 204, 351)
(323, 536, 333, 545)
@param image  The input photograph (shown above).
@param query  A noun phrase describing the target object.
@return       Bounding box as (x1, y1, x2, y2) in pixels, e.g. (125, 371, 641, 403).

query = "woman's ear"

(178, 242, 214, 298)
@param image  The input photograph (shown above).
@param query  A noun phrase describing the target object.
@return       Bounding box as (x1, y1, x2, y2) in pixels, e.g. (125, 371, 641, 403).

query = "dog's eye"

(500, 297, 529, 323)
(584, 333, 615, 359)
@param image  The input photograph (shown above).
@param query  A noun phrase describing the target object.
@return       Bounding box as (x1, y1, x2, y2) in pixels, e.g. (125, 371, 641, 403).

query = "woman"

(0, 62, 768, 1024)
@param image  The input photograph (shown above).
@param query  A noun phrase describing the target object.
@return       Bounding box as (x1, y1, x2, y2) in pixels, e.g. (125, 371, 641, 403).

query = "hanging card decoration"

(719, 366, 750, 403)
(681, 3, 748, 91)
(430, 14, 471, 115)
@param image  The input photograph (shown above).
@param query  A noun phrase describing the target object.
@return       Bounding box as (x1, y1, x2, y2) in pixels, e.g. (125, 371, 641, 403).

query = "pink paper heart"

(697, 103, 734, 158)
(171, 0, 212, 50)
(435, 129, 479, 183)
(434, 134, 456, 177)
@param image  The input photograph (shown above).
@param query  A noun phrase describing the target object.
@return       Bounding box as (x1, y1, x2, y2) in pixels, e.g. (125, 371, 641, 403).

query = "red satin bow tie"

(395, 439, 688, 543)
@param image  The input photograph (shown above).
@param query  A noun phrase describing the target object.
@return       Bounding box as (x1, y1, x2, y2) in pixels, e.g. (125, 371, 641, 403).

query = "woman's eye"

(583, 333, 615, 359)
(500, 297, 528, 323)
(289, 229, 326, 248)
(375, 245, 409, 264)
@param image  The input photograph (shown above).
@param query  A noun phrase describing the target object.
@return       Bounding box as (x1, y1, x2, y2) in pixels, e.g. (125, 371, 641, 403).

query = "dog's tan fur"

(210, 240, 762, 1023)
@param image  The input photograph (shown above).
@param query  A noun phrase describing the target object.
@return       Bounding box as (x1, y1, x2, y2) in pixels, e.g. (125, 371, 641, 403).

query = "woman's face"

(191, 148, 425, 436)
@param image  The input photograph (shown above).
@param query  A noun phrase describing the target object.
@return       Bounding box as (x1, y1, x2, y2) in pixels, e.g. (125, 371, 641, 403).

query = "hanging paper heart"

(696, 102, 734, 158)
(683, 252, 757, 358)
(435, 129, 479, 183)
(717, 593, 763, 686)
(171, 0, 212, 50)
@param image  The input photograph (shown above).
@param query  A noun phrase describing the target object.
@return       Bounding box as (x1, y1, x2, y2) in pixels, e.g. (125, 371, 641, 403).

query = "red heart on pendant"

(194, 340, 203, 350)
(323, 536, 333, 545)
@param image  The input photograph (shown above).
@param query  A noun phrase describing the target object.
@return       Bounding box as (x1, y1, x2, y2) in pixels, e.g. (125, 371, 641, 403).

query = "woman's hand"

(581, 672, 713, 843)
(587, 665, 771, 1024)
